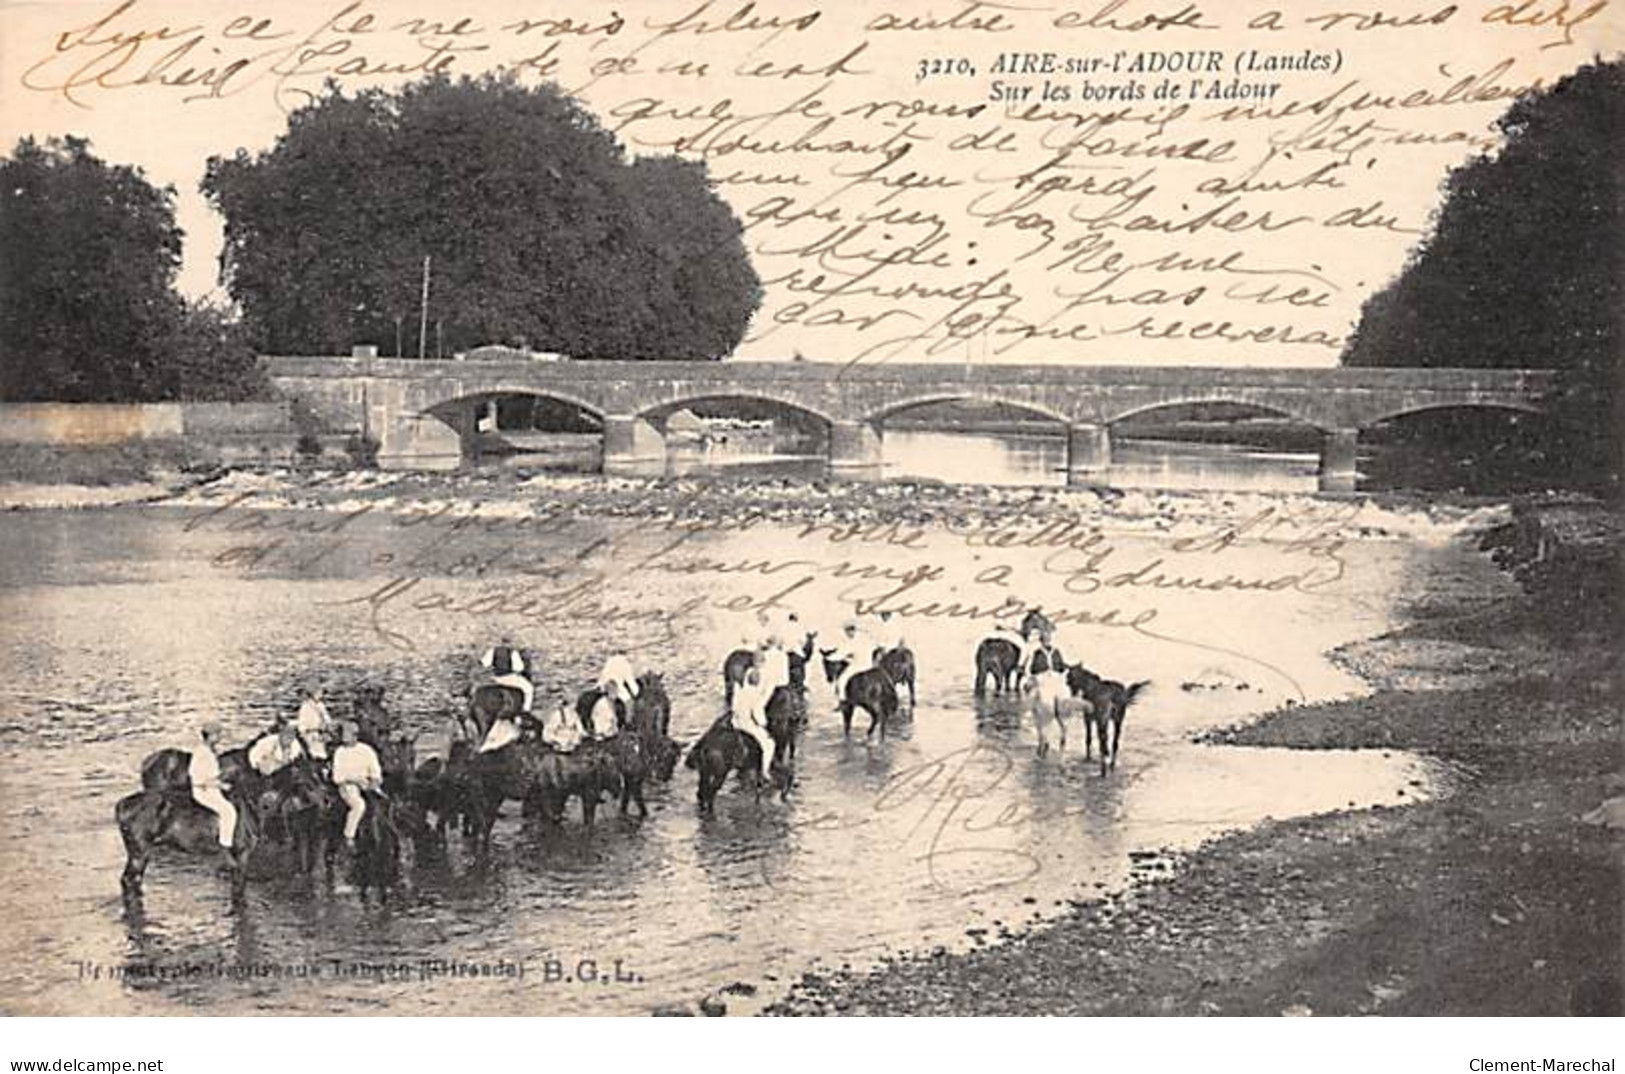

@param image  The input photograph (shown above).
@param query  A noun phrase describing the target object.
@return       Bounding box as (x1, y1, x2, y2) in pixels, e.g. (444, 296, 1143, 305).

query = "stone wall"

(0, 402, 292, 445)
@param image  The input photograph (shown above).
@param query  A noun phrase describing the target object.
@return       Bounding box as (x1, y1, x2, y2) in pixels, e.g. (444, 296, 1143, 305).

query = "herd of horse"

(113, 620, 1146, 905)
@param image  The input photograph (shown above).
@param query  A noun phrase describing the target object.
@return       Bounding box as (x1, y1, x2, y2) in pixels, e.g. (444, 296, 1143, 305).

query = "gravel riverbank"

(764, 507, 1622, 1017)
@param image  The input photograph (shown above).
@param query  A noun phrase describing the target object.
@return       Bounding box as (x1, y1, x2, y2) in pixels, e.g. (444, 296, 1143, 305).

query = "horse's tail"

(1122, 681, 1151, 709)
(683, 739, 702, 770)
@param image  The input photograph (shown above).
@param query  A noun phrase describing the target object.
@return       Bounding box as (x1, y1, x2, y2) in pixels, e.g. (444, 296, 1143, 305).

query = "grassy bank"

(766, 501, 1622, 1016)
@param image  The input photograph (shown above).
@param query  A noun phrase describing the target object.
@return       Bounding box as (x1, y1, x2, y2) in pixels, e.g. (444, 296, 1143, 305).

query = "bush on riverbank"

(1478, 499, 1623, 641)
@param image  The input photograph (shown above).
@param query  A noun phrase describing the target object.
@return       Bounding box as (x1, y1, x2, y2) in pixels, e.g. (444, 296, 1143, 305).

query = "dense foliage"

(203, 76, 762, 361)
(0, 136, 265, 403)
(1343, 60, 1622, 495)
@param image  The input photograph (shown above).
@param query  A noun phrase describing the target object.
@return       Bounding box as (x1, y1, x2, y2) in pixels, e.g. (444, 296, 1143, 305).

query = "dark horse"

(876, 645, 917, 707)
(974, 637, 1022, 697)
(1066, 666, 1150, 775)
(116, 785, 260, 902)
(257, 757, 336, 875)
(466, 739, 619, 844)
(821, 654, 900, 741)
(573, 672, 680, 816)
(352, 683, 393, 744)
(466, 681, 527, 745)
(325, 789, 404, 900)
(411, 744, 476, 840)
(685, 686, 805, 812)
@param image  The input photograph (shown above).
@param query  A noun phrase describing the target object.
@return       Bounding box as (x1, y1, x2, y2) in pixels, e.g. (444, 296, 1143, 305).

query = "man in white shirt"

(189, 722, 237, 849)
(541, 700, 583, 753)
(759, 637, 791, 695)
(482, 640, 535, 714)
(730, 666, 776, 783)
(331, 722, 384, 846)
(597, 653, 641, 708)
(248, 721, 305, 778)
(828, 621, 874, 702)
(295, 686, 333, 760)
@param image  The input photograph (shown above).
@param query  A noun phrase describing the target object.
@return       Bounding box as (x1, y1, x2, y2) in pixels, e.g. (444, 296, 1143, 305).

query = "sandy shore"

(763, 521, 1623, 1016)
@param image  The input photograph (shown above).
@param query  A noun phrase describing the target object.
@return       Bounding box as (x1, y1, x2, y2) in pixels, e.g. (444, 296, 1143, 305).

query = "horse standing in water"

(1067, 666, 1150, 775)
(876, 646, 917, 708)
(686, 681, 806, 812)
(324, 789, 403, 900)
(258, 756, 337, 876)
(116, 786, 260, 903)
(822, 651, 901, 741)
(974, 637, 1023, 697)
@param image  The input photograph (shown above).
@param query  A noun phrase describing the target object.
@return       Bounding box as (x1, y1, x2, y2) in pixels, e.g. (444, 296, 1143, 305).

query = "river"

(508, 428, 1324, 493)
(0, 482, 1468, 1015)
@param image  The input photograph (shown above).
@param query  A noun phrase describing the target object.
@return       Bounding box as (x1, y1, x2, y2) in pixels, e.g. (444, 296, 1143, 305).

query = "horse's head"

(786, 651, 809, 692)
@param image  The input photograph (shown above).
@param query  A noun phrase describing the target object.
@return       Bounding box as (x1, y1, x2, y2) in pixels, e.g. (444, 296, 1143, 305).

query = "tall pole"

(418, 255, 431, 360)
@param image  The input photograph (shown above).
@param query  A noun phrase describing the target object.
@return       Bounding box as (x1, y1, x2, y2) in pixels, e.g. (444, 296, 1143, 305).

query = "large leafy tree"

(0, 136, 266, 403)
(1342, 60, 1623, 494)
(1, 136, 180, 401)
(203, 76, 762, 361)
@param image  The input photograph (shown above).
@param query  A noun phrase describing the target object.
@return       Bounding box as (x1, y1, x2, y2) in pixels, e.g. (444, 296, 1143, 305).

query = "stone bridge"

(265, 357, 1554, 492)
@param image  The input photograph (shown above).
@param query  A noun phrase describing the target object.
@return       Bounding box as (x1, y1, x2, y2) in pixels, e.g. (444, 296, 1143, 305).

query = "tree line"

(0, 75, 763, 405)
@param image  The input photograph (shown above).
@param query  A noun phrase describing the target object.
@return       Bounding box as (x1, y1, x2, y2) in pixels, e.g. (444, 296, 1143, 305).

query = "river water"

(0, 480, 1463, 1016)
(514, 428, 1324, 493)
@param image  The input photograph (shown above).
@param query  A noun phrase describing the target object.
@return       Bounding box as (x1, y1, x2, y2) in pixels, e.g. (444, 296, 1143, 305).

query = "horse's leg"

(581, 793, 597, 828)
(840, 699, 854, 737)
(121, 847, 149, 900)
(908, 675, 916, 708)
(1055, 702, 1067, 751)
(633, 778, 649, 819)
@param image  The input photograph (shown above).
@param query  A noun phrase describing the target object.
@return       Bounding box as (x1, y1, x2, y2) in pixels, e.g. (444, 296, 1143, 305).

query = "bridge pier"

(1318, 428, 1360, 493)
(602, 415, 666, 475)
(829, 420, 883, 480)
(1066, 423, 1112, 487)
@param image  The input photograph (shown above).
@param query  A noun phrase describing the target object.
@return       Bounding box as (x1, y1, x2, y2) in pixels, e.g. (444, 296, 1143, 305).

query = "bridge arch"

(1105, 397, 1328, 431)
(632, 393, 838, 430)
(1358, 399, 1544, 430)
(422, 385, 607, 424)
(862, 394, 1073, 429)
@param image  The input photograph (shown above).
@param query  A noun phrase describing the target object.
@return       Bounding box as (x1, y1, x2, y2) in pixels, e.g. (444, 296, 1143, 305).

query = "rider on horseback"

(332, 721, 384, 849)
(541, 699, 583, 753)
(593, 654, 639, 736)
(481, 638, 534, 715)
(829, 620, 874, 703)
(248, 720, 305, 777)
(295, 684, 333, 761)
(189, 721, 237, 850)
(730, 662, 776, 782)
(759, 635, 791, 695)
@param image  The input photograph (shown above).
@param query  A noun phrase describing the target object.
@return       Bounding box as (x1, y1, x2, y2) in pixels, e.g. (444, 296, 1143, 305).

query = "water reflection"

(570, 430, 1323, 493)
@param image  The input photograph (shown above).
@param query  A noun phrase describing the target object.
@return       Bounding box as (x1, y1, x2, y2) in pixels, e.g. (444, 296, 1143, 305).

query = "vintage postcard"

(0, 0, 1619, 1021)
